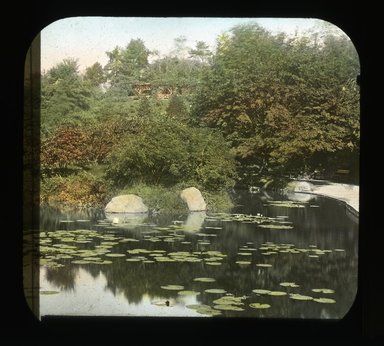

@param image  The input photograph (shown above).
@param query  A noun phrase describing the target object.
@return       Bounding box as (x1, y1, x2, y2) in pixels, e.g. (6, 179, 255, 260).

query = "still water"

(38, 191, 358, 319)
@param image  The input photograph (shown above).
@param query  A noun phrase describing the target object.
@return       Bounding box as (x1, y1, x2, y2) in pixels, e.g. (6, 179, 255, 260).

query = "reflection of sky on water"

(39, 193, 358, 319)
(40, 267, 203, 317)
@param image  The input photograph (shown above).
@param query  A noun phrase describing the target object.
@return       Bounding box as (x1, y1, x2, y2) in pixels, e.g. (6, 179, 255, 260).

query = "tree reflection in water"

(39, 192, 358, 318)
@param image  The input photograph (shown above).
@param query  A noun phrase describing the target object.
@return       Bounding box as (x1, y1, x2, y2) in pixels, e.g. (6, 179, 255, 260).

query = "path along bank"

(287, 180, 359, 217)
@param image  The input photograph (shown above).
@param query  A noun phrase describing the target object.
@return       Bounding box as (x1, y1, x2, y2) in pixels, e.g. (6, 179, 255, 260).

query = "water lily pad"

(127, 249, 151, 254)
(252, 289, 271, 295)
(185, 257, 202, 263)
(186, 304, 211, 310)
(235, 261, 251, 265)
(204, 256, 223, 262)
(249, 303, 271, 309)
(125, 258, 142, 262)
(119, 238, 139, 242)
(289, 294, 313, 301)
(155, 257, 176, 262)
(60, 238, 76, 242)
(256, 263, 272, 268)
(143, 260, 155, 264)
(163, 238, 176, 243)
(40, 290, 60, 295)
(168, 251, 192, 257)
(206, 251, 226, 257)
(213, 296, 244, 305)
(147, 238, 162, 242)
(313, 298, 336, 304)
(77, 252, 100, 257)
(308, 255, 319, 258)
(95, 245, 113, 249)
(311, 288, 335, 294)
(100, 241, 119, 246)
(334, 249, 345, 252)
(161, 285, 185, 291)
(193, 277, 216, 283)
(71, 260, 92, 264)
(268, 291, 287, 296)
(204, 288, 227, 294)
(258, 224, 293, 229)
(237, 252, 252, 256)
(177, 290, 201, 296)
(280, 282, 300, 288)
(195, 308, 222, 316)
(205, 262, 222, 266)
(213, 304, 245, 311)
(99, 260, 113, 264)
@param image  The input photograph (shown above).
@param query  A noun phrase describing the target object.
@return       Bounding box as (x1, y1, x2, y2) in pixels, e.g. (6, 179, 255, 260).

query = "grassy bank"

(41, 176, 234, 213)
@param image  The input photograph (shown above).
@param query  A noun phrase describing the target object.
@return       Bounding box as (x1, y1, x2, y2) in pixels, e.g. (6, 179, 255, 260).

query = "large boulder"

(180, 187, 207, 211)
(285, 181, 313, 193)
(105, 194, 149, 213)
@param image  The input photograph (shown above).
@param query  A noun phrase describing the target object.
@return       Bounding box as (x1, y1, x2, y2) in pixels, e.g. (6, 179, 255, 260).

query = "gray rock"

(105, 194, 149, 213)
(286, 181, 313, 193)
(180, 187, 207, 211)
(294, 181, 313, 192)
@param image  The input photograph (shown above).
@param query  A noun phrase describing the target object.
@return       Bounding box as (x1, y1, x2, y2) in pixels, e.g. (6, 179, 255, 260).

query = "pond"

(38, 190, 358, 319)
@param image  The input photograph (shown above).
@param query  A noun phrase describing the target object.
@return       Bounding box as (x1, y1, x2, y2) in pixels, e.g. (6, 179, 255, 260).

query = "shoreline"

(290, 180, 359, 215)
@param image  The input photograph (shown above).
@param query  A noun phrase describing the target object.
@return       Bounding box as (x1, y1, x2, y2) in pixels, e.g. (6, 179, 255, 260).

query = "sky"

(40, 17, 342, 72)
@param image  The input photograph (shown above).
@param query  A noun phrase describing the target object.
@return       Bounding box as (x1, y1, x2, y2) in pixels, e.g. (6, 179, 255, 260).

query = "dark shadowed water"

(38, 190, 358, 319)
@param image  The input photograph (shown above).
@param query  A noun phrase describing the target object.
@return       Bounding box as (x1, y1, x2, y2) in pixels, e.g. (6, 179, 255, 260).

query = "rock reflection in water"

(38, 192, 358, 319)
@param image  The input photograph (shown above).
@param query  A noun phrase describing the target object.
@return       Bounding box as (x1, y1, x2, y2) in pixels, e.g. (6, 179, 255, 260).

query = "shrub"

(105, 117, 238, 192)
(40, 172, 110, 207)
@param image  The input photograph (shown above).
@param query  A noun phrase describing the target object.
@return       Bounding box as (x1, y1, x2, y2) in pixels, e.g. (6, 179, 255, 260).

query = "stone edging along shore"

(288, 181, 359, 216)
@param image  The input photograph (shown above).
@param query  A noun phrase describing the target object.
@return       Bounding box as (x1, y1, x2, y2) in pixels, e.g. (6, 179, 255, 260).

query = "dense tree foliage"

(191, 24, 359, 180)
(105, 116, 237, 191)
(40, 22, 359, 207)
(104, 39, 150, 96)
(41, 58, 92, 133)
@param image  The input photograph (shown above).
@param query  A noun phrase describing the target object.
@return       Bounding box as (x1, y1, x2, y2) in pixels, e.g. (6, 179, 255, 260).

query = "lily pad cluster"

(206, 212, 294, 231)
(39, 228, 132, 267)
(251, 283, 336, 305)
(265, 200, 308, 208)
(39, 209, 344, 317)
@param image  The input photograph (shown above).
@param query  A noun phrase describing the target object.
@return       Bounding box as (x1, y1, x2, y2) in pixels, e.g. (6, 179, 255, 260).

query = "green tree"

(137, 97, 152, 118)
(146, 56, 204, 95)
(84, 62, 105, 87)
(41, 58, 93, 133)
(171, 35, 189, 58)
(189, 41, 212, 64)
(166, 95, 189, 119)
(192, 23, 360, 180)
(104, 39, 150, 96)
(105, 117, 237, 191)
